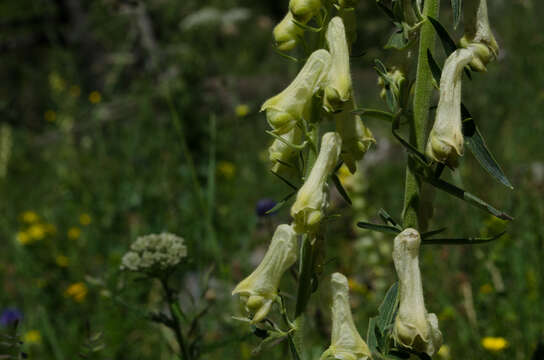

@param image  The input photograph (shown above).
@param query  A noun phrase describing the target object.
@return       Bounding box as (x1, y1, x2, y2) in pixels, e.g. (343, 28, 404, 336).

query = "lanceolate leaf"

(331, 173, 352, 205)
(420, 174, 513, 220)
(392, 116, 429, 167)
(376, 282, 399, 334)
(420, 227, 448, 239)
(426, 49, 442, 87)
(270, 170, 298, 190)
(366, 317, 379, 353)
(451, 0, 462, 29)
(461, 105, 514, 189)
(422, 231, 506, 245)
(428, 16, 457, 55)
(378, 208, 401, 228)
(357, 221, 402, 235)
(265, 191, 296, 215)
(352, 108, 394, 122)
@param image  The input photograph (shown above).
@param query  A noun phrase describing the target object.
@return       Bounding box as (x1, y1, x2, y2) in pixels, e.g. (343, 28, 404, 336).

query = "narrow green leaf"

(461, 105, 514, 189)
(331, 174, 352, 205)
(426, 49, 442, 86)
(376, 1, 396, 21)
(352, 108, 394, 122)
(378, 208, 400, 228)
(356, 221, 402, 235)
(422, 231, 506, 245)
(366, 317, 379, 353)
(420, 174, 513, 220)
(265, 192, 296, 215)
(420, 227, 447, 239)
(376, 282, 399, 334)
(373, 58, 388, 77)
(270, 170, 298, 190)
(428, 16, 457, 55)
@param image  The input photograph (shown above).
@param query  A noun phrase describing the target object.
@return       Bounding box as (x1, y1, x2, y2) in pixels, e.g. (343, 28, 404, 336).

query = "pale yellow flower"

(393, 228, 442, 356)
(68, 226, 81, 240)
(23, 330, 42, 345)
(437, 344, 451, 358)
(55, 255, 69, 267)
(273, 12, 304, 51)
(28, 224, 46, 240)
(65, 282, 88, 302)
(235, 104, 250, 117)
(89, 91, 102, 104)
(21, 211, 39, 223)
(323, 17, 352, 112)
(268, 127, 302, 171)
(16, 231, 31, 245)
(320, 273, 371, 360)
(460, 0, 498, 71)
(79, 213, 92, 226)
(217, 161, 236, 179)
(289, 0, 322, 22)
(232, 224, 298, 323)
(291, 132, 341, 233)
(261, 49, 331, 134)
(481, 337, 508, 351)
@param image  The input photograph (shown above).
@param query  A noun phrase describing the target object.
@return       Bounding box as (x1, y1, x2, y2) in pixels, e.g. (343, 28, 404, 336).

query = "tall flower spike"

(261, 49, 331, 135)
(291, 132, 342, 233)
(459, 0, 499, 71)
(232, 224, 298, 323)
(273, 12, 305, 52)
(323, 17, 352, 112)
(335, 99, 375, 173)
(425, 48, 474, 167)
(392, 228, 442, 356)
(289, 0, 322, 22)
(269, 127, 302, 172)
(320, 273, 372, 360)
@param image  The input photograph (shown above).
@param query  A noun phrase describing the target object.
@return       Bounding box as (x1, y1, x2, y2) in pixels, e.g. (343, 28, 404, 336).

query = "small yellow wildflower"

(49, 72, 66, 92)
(79, 213, 92, 226)
(88, 91, 102, 104)
(16, 231, 31, 245)
(217, 161, 236, 179)
(480, 283, 493, 294)
(44, 110, 57, 123)
(482, 337, 508, 351)
(55, 255, 69, 267)
(437, 345, 450, 358)
(23, 330, 42, 345)
(21, 211, 39, 223)
(28, 224, 46, 240)
(235, 104, 250, 117)
(65, 282, 88, 302)
(67, 226, 81, 240)
(69, 85, 81, 98)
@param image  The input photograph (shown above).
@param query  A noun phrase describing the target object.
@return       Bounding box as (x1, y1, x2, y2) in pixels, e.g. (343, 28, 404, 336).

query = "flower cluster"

(121, 232, 187, 275)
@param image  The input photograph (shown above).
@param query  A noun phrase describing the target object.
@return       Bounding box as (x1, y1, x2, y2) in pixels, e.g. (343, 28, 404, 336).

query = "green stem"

(402, 0, 440, 229)
(161, 279, 191, 360)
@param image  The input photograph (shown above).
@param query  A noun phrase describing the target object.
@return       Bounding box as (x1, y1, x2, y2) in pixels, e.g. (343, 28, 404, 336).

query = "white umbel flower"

(121, 233, 187, 275)
(320, 273, 372, 360)
(291, 132, 342, 233)
(261, 49, 331, 134)
(232, 224, 298, 323)
(392, 228, 442, 356)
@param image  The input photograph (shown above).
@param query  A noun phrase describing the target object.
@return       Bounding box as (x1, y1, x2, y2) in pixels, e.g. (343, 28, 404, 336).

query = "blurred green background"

(0, 0, 542, 359)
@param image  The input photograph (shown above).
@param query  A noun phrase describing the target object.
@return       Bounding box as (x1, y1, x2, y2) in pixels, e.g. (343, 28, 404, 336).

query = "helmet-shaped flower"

(291, 132, 342, 233)
(261, 49, 331, 134)
(268, 127, 302, 172)
(323, 17, 352, 112)
(273, 12, 305, 52)
(289, 0, 322, 22)
(392, 228, 442, 356)
(320, 273, 372, 360)
(460, 0, 498, 71)
(232, 224, 298, 323)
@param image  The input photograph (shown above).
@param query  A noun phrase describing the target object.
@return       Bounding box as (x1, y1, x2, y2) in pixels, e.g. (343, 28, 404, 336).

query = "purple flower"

(256, 198, 277, 217)
(0, 308, 22, 326)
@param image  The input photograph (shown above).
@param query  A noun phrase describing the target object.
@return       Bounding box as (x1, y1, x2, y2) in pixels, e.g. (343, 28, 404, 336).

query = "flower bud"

(323, 17, 352, 112)
(291, 132, 342, 233)
(320, 273, 371, 360)
(392, 228, 442, 356)
(335, 99, 375, 173)
(425, 48, 474, 167)
(232, 224, 298, 323)
(289, 0, 322, 22)
(269, 127, 302, 172)
(261, 49, 331, 134)
(461, 0, 499, 70)
(273, 12, 304, 52)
